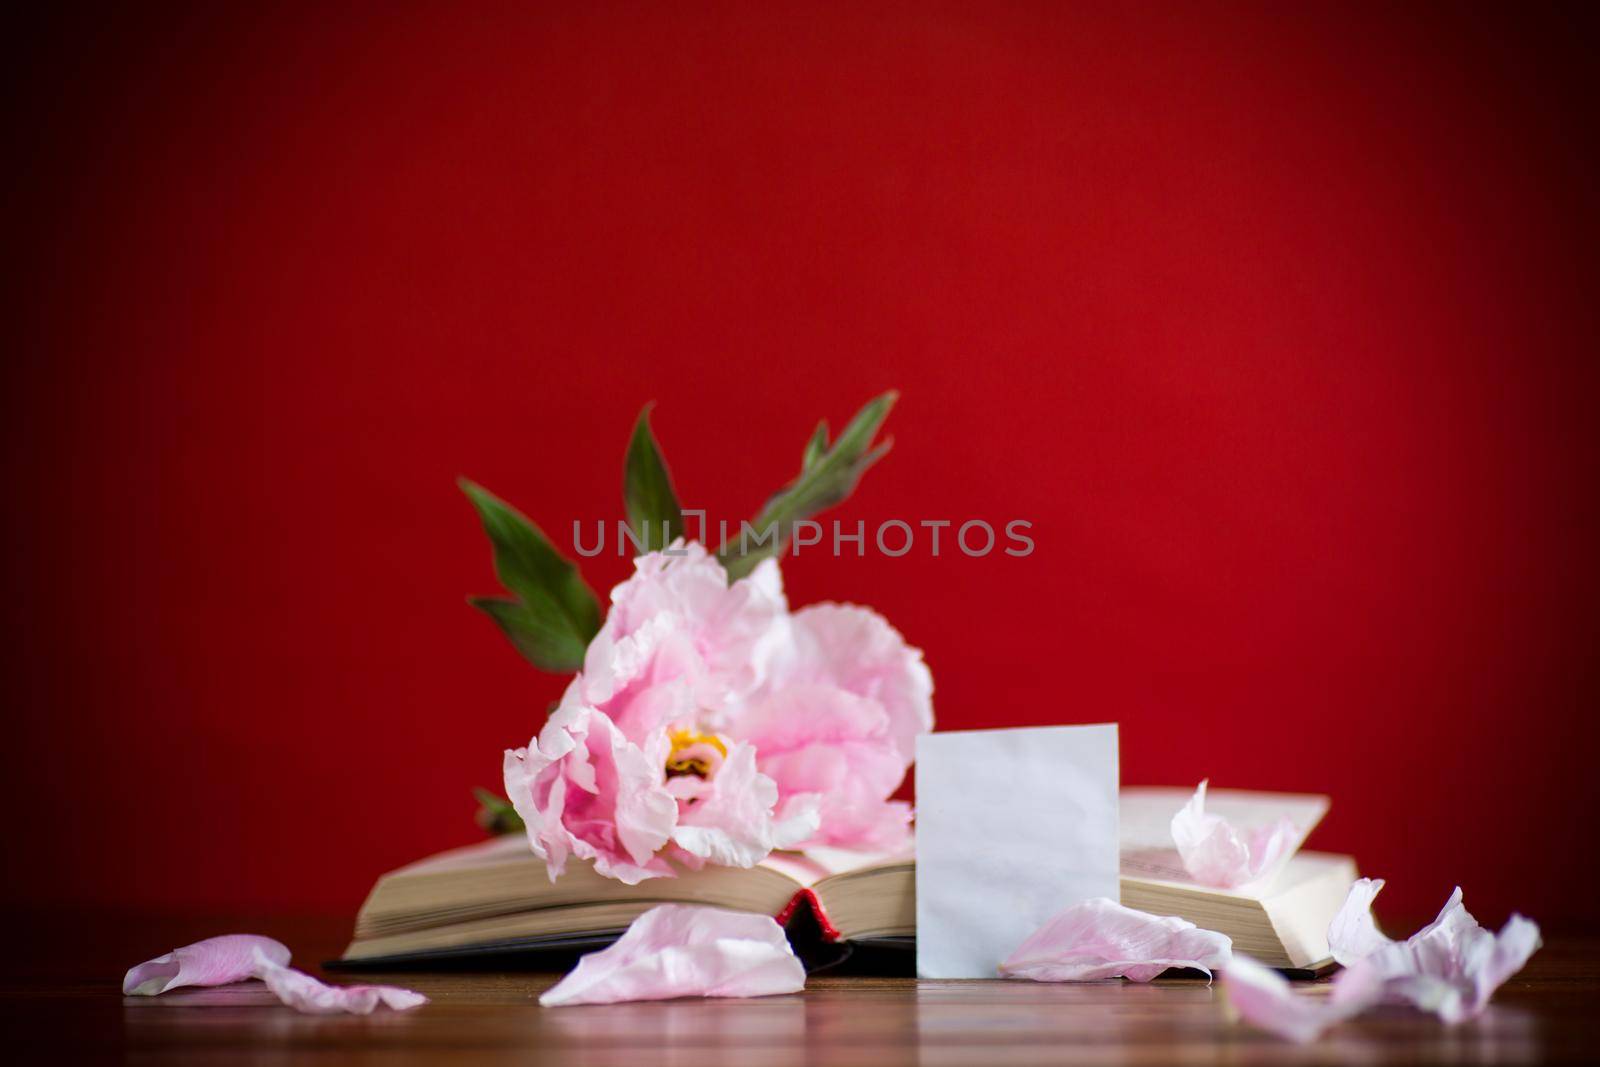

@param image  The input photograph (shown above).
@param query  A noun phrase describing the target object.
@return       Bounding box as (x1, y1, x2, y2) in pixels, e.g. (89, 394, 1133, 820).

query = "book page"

(760, 844, 913, 888)
(389, 833, 550, 876)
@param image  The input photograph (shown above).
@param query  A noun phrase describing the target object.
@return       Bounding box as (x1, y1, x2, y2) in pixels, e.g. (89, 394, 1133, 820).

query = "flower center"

(664, 727, 728, 780)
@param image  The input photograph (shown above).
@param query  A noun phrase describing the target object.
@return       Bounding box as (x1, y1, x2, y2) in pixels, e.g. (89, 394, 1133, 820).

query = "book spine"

(775, 887, 842, 943)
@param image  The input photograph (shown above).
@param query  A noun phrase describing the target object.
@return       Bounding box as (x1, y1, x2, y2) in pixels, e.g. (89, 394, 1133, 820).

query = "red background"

(6, 3, 1597, 931)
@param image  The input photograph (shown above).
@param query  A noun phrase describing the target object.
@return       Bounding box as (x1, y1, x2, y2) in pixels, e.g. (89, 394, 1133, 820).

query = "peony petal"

(1171, 780, 1298, 889)
(596, 542, 792, 720)
(594, 717, 681, 869)
(771, 792, 825, 846)
(1234, 880, 1543, 1041)
(670, 743, 819, 868)
(504, 745, 573, 880)
(505, 704, 678, 885)
(539, 904, 806, 1007)
(589, 625, 705, 741)
(780, 604, 933, 764)
(734, 683, 913, 850)
(1327, 876, 1394, 965)
(998, 898, 1233, 982)
(1328, 879, 1542, 1023)
(124, 934, 290, 995)
(1223, 953, 1384, 1043)
(124, 937, 425, 1015)
(253, 950, 427, 1015)
(1472, 913, 1542, 1014)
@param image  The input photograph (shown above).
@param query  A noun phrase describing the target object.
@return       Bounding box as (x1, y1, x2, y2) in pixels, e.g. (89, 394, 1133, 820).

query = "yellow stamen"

(664, 727, 727, 779)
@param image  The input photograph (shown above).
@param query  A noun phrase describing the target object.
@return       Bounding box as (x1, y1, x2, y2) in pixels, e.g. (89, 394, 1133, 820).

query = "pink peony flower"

(503, 542, 934, 881)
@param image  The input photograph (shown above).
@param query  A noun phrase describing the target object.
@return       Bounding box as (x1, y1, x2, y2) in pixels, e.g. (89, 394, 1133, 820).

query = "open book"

(337, 837, 914, 968)
(336, 786, 1352, 974)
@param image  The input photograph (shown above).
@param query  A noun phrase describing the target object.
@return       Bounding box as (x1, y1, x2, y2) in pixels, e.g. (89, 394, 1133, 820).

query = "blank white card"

(915, 724, 1119, 978)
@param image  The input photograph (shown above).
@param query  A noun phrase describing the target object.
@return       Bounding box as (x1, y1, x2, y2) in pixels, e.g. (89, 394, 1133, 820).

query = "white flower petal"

(1330, 880, 1541, 1022)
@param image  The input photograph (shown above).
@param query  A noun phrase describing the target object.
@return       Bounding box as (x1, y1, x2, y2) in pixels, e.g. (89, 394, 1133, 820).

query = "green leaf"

(460, 478, 600, 672)
(467, 596, 589, 673)
(718, 390, 897, 579)
(802, 420, 829, 470)
(473, 787, 526, 836)
(623, 404, 685, 553)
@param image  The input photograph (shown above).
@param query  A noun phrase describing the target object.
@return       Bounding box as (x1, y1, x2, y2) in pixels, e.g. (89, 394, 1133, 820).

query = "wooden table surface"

(2, 912, 1592, 1064)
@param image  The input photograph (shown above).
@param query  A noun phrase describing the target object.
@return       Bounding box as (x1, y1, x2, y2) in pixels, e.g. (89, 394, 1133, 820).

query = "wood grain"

(2, 912, 1592, 1064)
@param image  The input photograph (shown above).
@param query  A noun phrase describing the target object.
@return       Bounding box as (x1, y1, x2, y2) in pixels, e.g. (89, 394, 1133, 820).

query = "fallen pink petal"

(254, 950, 429, 1014)
(1327, 877, 1393, 966)
(1222, 953, 1384, 1044)
(539, 904, 806, 1007)
(1170, 779, 1297, 888)
(1326, 878, 1542, 1023)
(123, 934, 291, 996)
(998, 898, 1233, 982)
(124, 934, 426, 1015)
